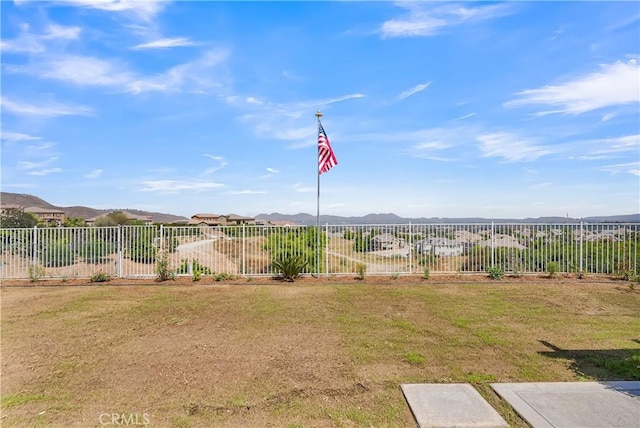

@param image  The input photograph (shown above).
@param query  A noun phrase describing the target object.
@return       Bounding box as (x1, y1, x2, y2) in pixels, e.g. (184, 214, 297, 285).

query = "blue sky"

(1, 1, 639, 219)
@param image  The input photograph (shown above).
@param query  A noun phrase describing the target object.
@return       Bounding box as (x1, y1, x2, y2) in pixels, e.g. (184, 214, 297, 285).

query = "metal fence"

(1, 223, 638, 280)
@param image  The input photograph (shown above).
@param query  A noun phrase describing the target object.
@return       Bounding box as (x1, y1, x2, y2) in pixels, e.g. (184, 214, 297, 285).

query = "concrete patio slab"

(491, 381, 640, 428)
(401, 383, 509, 428)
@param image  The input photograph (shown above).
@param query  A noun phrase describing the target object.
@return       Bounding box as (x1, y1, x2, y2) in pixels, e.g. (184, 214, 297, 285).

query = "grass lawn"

(1, 280, 639, 427)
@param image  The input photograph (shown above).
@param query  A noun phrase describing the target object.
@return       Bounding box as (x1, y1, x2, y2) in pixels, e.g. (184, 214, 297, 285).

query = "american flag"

(318, 122, 337, 174)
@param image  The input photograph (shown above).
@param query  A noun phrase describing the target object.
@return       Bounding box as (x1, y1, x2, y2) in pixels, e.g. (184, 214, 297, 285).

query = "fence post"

(325, 223, 329, 276)
(579, 221, 583, 274)
(242, 223, 246, 276)
(491, 221, 495, 267)
(118, 226, 123, 278)
(408, 222, 413, 274)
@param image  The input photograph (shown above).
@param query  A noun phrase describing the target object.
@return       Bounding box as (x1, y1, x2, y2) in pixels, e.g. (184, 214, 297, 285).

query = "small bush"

(90, 271, 111, 283)
(176, 259, 212, 275)
(355, 263, 366, 280)
(391, 273, 399, 280)
(192, 271, 201, 282)
(155, 251, 175, 282)
(272, 254, 308, 282)
(28, 264, 45, 282)
(423, 267, 430, 280)
(213, 272, 235, 282)
(486, 266, 504, 280)
(547, 262, 560, 278)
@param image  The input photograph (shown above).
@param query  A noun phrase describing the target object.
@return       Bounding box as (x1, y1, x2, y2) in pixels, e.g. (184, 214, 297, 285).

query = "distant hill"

(255, 212, 640, 225)
(0, 192, 188, 224)
(2, 192, 637, 225)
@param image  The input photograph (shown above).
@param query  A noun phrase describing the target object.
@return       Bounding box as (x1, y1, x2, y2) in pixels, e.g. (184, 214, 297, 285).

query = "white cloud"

(381, 2, 514, 38)
(15, 54, 134, 87)
(598, 162, 640, 176)
(292, 183, 314, 193)
(1, 96, 93, 117)
(56, 0, 168, 21)
(260, 167, 280, 179)
(0, 22, 81, 54)
(18, 156, 58, 171)
(132, 37, 198, 50)
(27, 167, 63, 176)
(505, 59, 640, 115)
(476, 133, 555, 162)
(226, 190, 268, 195)
(1, 132, 42, 143)
(202, 154, 228, 175)
(140, 180, 225, 192)
(85, 169, 104, 179)
(396, 82, 431, 101)
(7, 49, 229, 94)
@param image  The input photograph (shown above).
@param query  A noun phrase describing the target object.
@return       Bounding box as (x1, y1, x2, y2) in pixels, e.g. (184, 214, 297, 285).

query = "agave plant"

(272, 254, 308, 282)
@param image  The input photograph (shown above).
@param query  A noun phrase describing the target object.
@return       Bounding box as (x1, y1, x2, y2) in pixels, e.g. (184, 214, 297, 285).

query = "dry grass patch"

(1, 280, 638, 427)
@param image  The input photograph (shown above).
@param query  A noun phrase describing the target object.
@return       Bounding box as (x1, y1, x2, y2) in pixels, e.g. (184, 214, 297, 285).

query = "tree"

(0, 209, 37, 228)
(94, 211, 131, 226)
(63, 217, 86, 227)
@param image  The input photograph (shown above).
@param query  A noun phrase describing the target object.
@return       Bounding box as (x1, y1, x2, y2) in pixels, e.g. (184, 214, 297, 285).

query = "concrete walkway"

(401, 381, 640, 428)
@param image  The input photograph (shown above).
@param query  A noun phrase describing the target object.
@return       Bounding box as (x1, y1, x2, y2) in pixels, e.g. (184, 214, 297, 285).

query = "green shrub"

(547, 261, 560, 278)
(272, 254, 308, 282)
(176, 259, 212, 275)
(28, 264, 45, 282)
(90, 271, 110, 283)
(356, 263, 366, 280)
(423, 267, 430, 280)
(486, 266, 504, 280)
(155, 251, 175, 282)
(213, 272, 235, 282)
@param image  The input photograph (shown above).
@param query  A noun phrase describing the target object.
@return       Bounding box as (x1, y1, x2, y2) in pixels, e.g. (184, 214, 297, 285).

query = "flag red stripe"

(318, 123, 337, 174)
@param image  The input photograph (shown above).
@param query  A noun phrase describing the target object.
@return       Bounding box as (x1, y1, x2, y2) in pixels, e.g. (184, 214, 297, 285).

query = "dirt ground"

(0, 271, 613, 288)
(1, 274, 638, 427)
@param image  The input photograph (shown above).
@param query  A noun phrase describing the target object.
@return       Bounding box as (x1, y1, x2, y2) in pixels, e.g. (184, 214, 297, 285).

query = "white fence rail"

(1, 223, 638, 280)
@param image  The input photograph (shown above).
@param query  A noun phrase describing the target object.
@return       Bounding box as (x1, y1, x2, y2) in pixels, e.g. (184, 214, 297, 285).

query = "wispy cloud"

(381, 2, 514, 38)
(7, 49, 229, 95)
(18, 155, 63, 176)
(598, 162, 640, 176)
(396, 82, 431, 102)
(1, 96, 93, 117)
(27, 167, 63, 176)
(132, 37, 198, 50)
(140, 180, 225, 192)
(292, 183, 314, 193)
(226, 190, 268, 195)
(0, 23, 81, 54)
(1, 132, 42, 143)
(260, 167, 280, 179)
(476, 132, 556, 162)
(85, 169, 104, 179)
(505, 59, 640, 115)
(202, 154, 228, 175)
(53, 0, 168, 22)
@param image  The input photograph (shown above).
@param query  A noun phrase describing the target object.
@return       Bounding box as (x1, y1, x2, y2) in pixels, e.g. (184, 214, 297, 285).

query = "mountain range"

(1, 192, 638, 225)
(0, 192, 188, 224)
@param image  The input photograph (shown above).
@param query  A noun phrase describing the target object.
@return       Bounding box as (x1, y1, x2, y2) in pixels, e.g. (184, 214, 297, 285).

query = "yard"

(1, 277, 639, 427)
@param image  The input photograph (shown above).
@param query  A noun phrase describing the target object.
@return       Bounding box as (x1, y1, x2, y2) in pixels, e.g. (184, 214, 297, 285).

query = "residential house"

(189, 213, 256, 227)
(24, 206, 66, 226)
(370, 233, 406, 251)
(416, 237, 464, 257)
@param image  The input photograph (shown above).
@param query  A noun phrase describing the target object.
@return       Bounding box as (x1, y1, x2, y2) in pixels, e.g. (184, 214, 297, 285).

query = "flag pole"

(315, 110, 322, 278)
